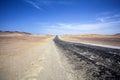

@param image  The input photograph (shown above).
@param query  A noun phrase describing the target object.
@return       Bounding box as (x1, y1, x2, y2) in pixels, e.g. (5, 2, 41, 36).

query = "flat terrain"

(0, 32, 120, 80)
(0, 33, 51, 80)
(0, 32, 73, 80)
(60, 34, 120, 46)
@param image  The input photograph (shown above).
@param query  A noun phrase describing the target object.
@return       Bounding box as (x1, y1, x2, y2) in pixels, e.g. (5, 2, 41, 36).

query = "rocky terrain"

(54, 36, 120, 80)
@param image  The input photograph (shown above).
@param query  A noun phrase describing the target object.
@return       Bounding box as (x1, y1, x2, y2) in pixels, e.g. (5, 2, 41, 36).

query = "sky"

(0, 0, 120, 34)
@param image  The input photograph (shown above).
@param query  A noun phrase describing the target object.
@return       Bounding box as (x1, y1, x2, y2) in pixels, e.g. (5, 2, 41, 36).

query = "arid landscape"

(0, 31, 56, 80)
(60, 34, 120, 47)
(0, 31, 120, 80)
(55, 35, 120, 80)
(1, 0, 120, 80)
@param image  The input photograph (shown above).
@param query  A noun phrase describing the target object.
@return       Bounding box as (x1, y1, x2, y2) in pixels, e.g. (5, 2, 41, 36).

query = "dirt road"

(21, 39, 73, 80)
(0, 37, 74, 80)
(54, 36, 120, 80)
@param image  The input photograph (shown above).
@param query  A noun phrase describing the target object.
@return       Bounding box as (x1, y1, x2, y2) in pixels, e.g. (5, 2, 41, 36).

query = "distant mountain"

(114, 33, 120, 35)
(0, 30, 31, 35)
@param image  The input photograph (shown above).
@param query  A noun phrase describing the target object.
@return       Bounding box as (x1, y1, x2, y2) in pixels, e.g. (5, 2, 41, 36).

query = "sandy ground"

(0, 34, 74, 80)
(1, 32, 119, 80)
(60, 34, 120, 47)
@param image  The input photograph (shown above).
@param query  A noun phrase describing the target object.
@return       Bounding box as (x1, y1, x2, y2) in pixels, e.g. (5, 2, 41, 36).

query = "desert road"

(0, 35, 74, 80)
(0, 35, 120, 80)
(54, 36, 120, 80)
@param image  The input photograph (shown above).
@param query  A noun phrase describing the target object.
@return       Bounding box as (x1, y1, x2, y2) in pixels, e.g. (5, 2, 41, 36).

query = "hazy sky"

(0, 0, 120, 34)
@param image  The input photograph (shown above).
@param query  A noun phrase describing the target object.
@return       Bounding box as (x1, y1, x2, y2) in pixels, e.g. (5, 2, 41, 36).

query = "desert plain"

(0, 31, 120, 80)
(60, 34, 120, 47)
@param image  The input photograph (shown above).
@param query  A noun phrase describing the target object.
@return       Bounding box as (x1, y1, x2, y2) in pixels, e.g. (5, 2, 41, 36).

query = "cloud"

(97, 14, 120, 22)
(38, 20, 120, 34)
(96, 11, 120, 22)
(24, 0, 70, 9)
(25, 0, 41, 9)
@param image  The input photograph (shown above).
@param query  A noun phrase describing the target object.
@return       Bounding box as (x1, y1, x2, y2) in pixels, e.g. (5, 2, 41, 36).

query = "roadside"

(0, 35, 75, 80)
(60, 35, 120, 49)
(54, 36, 120, 80)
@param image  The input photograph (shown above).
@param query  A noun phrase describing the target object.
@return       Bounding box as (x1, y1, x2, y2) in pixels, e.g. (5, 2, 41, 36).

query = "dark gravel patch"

(54, 36, 120, 80)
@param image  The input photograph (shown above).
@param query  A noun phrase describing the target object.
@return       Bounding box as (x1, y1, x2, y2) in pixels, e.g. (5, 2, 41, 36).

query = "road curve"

(54, 36, 120, 80)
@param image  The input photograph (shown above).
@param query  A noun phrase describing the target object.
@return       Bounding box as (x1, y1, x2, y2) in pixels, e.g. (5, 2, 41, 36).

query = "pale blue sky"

(0, 0, 120, 34)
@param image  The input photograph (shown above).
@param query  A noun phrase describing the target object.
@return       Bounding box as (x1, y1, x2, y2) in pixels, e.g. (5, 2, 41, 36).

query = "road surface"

(54, 36, 120, 80)
(0, 37, 75, 80)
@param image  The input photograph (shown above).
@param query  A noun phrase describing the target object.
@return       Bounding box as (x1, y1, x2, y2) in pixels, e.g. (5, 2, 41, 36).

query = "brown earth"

(0, 33, 53, 80)
(60, 34, 120, 46)
(0, 32, 74, 80)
